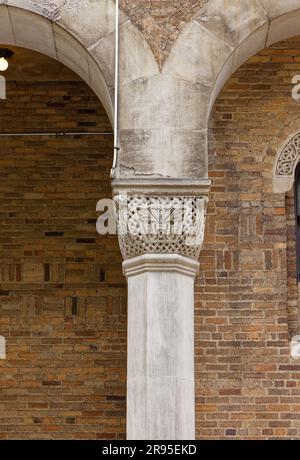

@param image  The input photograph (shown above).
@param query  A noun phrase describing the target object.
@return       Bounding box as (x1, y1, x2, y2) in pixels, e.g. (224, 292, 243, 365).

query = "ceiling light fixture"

(0, 49, 14, 72)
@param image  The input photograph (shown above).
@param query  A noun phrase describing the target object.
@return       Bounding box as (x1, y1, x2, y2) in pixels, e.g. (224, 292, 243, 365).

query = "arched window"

(295, 163, 300, 281)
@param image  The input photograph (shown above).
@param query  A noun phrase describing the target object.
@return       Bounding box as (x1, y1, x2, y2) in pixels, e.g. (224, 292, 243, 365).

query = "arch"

(157, 0, 300, 182)
(165, 0, 300, 115)
(0, 1, 157, 126)
(274, 132, 300, 193)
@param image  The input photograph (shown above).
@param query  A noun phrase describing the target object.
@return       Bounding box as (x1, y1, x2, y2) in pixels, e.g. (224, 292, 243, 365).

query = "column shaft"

(124, 254, 198, 440)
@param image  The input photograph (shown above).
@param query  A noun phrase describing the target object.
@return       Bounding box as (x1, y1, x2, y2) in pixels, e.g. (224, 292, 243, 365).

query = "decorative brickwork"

(120, 0, 209, 69)
(196, 36, 300, 440)
(0, 78, 126, 439)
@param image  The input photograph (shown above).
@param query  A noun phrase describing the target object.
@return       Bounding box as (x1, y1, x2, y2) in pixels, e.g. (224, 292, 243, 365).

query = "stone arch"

(274, 132, 300, 194)
(0, 1, 158, 127)
(156, 0, 300, 182)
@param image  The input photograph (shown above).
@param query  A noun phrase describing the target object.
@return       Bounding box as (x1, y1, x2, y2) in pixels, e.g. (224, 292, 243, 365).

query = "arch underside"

(0, 0, 158, 130)
(0, 3, 114, 123)
(137, 0, 300, 183)
(110, 0, 300, 184)
(209, 1, 300, 115)
(166, 0, 300, 117)
(6, 1, 300, 186)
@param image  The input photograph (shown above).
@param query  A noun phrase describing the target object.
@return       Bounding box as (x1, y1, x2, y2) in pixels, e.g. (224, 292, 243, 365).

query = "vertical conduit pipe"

(111, 0, 120, 178)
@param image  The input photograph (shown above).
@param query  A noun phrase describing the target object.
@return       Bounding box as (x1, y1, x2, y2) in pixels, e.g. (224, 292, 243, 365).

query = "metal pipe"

(110, 0, 120, 179)
(0, 131, 113, 137)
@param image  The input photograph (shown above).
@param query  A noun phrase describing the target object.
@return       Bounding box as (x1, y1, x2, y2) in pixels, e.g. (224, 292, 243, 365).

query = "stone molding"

(123, 253, 199, 278)
(114, 193, 208, 261)
(112, 178, 211, 196)
(274, 132, 300, 193)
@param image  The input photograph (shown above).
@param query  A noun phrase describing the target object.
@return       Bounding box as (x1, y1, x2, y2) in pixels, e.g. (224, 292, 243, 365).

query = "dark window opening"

(295, 163, 300, 281)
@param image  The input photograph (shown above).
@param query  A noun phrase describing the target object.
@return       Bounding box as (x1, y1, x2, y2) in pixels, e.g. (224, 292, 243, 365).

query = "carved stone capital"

(114, 194, 208, 261)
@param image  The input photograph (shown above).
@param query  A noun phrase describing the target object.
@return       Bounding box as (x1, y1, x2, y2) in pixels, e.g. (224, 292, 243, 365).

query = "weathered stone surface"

(4, 0, 64, 20)
(0, 3, 116, 121)
(0, 5, 14, 43)
(119, 74, 210, 130)
(232, 22, 269, 72)
(53, 24, 90, 83)
(9, 6, 57, 58)
(119, 0, 209, 69)
(90, 19, 159, 97)
(258, 0, 300, 18)
(118, 128, 208, 179)
(88, 54, 113, 125)
(164, 19, 232, 85)
(0, 1, 158, 117)
(57, 0, 126, 48)
(195, 0, 267, 48)
(267, 9, 300, 46)
(125, 254, 198, 440)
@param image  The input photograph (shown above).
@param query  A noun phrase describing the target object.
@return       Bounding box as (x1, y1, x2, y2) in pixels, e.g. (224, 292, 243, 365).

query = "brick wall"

(7, 28, 300, 443)
(196, 36, 300, 440)
(0, 80, 126, 439)
(120, 0, 208, 69)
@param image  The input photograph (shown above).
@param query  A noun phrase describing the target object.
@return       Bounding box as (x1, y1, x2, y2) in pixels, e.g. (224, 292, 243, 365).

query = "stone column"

(124, 253, 198, 440)
(113, 183, 208, 440)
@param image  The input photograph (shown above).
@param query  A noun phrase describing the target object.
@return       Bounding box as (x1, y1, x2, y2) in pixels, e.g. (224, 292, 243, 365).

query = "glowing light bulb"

(0, 57, 8, 72)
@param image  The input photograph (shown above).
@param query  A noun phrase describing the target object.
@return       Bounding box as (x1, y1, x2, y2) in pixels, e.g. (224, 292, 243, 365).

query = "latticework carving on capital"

(276, 133, 300, 176)
(114, 195, 208, 260)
